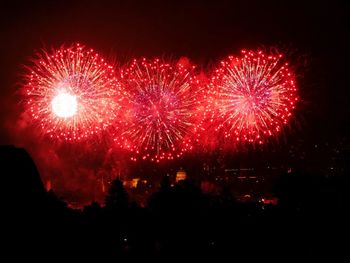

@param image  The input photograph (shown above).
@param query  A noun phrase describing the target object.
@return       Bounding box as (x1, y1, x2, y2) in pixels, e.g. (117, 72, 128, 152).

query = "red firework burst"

(209, 50, 298, 144)
(24, 43, 121, 141)
(114, 58, 203, 162)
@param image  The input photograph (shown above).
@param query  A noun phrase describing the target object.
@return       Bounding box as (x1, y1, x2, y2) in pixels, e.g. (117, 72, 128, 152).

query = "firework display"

(24, 44, 121, 141)
(22, 44, 299, 160)
(208, 50, 298, 144)
(114, 58, 203, 162)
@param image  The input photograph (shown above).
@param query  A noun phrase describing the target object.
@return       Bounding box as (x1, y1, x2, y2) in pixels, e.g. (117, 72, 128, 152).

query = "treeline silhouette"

(1, 146, 349, 261)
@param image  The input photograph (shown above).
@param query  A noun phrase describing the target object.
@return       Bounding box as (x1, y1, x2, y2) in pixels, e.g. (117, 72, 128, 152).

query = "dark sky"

(0, 0, 349, 143)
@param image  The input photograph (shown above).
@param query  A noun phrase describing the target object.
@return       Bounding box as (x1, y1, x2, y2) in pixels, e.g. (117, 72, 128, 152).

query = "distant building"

(123, 178, 140, 188)
(176, 169, 187, 182)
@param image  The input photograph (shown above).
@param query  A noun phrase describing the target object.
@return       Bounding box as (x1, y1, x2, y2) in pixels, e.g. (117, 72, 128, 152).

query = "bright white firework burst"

(24, 43, 122, 141)
(51, 92, 77, 118)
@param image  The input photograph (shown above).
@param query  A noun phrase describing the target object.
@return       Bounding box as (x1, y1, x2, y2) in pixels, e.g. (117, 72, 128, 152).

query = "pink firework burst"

(115, 58, 203, 162)
(24, 43, 122, 141)
(209, 50, 298, 144)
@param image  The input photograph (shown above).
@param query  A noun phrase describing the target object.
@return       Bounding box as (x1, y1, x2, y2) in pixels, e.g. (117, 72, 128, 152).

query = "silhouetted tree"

(83, 201, 102, 219)
(160, 175, 171, 190)
(104, 179, 129, 212)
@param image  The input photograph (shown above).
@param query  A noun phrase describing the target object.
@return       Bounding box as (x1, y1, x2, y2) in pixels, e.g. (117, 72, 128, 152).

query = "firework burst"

(209, 50, 298, 144)
(24, 43, 122, 141)
(114, 58, 203, 162)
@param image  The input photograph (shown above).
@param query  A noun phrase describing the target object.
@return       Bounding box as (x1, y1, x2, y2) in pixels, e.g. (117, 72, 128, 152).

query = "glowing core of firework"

(51, 92, 77, 118)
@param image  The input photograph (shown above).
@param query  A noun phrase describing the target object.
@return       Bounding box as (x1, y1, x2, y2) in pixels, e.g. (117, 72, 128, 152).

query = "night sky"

(0, 0, 348, 204)
(1, 0, 349, 142)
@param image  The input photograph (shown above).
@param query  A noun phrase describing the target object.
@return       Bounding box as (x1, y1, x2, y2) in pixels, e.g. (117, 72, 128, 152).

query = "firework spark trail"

(115, 58, 203, 162)
(209, 50, 298, 144)
(23, 45, 299, 159)
(24, 43, 122, 141)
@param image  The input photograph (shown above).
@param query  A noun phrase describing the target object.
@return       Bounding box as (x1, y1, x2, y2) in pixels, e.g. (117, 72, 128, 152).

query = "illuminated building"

(123, 178, 140, 188)
(176, 169, 187, 182)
